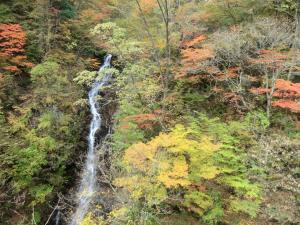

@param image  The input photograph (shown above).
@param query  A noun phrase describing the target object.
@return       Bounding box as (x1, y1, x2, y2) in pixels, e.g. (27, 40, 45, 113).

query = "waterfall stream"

(55, 211, 60, 225)
(70, 54, 112, 225)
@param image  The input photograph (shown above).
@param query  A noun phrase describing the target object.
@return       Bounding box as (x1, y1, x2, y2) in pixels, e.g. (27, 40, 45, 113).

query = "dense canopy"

(0, 0, 299, 225)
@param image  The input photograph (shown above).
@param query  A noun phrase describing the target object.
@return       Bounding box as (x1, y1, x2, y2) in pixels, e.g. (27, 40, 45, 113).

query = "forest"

(0, 0, 299, 225)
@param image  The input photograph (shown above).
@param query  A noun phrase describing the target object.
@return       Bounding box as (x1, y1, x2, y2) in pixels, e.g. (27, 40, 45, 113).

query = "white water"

(70, 54, 112, 225)
(55, 211, 60, 225)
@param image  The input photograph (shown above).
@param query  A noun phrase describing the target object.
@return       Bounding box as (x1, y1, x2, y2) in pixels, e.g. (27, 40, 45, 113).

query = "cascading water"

(55, 211, 60, 225)
(70, 54, 112, 225)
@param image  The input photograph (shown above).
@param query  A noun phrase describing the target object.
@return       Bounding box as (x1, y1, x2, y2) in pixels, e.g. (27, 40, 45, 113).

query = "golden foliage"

(123, 142, 157, 171)
(80, 213, 105, 225)
(116, 124, 221, 205)
(157, 156, 190, 188)
(115, 176, 167, 204)
(114, 114, 261, 222)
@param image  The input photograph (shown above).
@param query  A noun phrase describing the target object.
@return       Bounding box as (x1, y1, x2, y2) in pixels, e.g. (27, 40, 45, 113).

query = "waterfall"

(55, 211, 60, 225)
(70, 54, 112, 225)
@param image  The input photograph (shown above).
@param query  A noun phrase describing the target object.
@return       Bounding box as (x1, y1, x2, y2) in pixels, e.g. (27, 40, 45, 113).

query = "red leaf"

(0, 23, 33, 74)
(3, 66, 21, 73)
(272, 100, 300, 113)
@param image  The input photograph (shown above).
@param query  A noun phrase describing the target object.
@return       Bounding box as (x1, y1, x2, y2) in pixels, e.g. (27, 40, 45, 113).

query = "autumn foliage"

(0, 24, 25, 56)
(250, 79, 300, 113)
(116, 117, 261, 221)
(249, 49, 289, 69)
(176, 35, 214, 81)
(0, 23, 33, 74)
(119, 110, 162, 130)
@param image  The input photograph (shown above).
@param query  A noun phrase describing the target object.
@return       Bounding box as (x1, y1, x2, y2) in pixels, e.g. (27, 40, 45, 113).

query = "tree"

(114, 115, 261, 224)
(174, 1, 204, 40)
(30, 0, 77, 55)
(250, 79, 300, 113)
(0, 4, 14, 23)
(0, 23, 33, 74)
(0, 57, 85, 223)
(201, 0, 271, 27)
(156, 0, 171, 83)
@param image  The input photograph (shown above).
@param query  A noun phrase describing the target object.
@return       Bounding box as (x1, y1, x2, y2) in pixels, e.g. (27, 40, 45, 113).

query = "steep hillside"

(0, 1, 299, 225)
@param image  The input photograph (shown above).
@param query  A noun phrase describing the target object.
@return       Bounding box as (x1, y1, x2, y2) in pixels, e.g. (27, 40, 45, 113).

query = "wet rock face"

(48, 91, 117, 225)
(99, 89, 117, 131)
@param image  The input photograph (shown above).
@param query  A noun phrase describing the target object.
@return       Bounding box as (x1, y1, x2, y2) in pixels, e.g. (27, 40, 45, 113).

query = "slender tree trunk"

(156, 0, 171, 93)
(266, 69, 278, 119)
(134, 0, 167, 98)
(134, 0, 161, 63)
(135, 0, 170, 126)
(164, 0, 171, 85)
